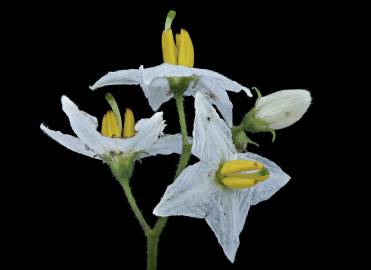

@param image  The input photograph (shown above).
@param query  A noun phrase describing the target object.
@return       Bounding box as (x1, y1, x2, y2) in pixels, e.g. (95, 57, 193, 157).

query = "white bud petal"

(255, 89, 311, 130)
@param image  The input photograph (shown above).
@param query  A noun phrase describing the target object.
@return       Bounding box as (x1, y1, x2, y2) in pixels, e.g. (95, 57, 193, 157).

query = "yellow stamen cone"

(176, 29, 194, 67)
(162, 29, 177, 65)
(123, 108, 135, 138)
(101, 113, 109, 137)
(222, 177, 257, 189)
(220, 160, 264, 175)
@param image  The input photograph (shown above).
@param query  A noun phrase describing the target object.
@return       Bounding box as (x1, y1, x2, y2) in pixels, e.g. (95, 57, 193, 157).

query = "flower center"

(100, 93, 136, 138)
(216, 159, 270, 189)
(162, 10, 194, 67)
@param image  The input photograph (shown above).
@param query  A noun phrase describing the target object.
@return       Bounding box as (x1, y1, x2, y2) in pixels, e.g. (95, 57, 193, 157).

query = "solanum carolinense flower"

(90, 10, 251, 127)
(153, 92, 290, 262)
(40, 95, 183, 166)
(242, 89, 312, 132)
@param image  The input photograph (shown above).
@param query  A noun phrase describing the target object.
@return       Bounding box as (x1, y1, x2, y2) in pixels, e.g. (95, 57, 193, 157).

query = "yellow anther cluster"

(219, 160, 269, 189)
(162, 11, 194, 67)
(101, 108, 135, 138)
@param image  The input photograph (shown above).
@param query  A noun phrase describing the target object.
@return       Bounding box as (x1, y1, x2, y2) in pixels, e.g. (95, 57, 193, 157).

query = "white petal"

(140, 78, 173, 111)
(192, 92, 236, 165)
(205, 189, 251, 263)
(40, 124, 100, 159)
(190, 67, 251, 97)
(196, 77, 234, 127)
(237, 152, 291, 205)
(61, 96, 116, 155)
(141, 63, 251, 97)
(90, 68, 142, 90)
(144, 134, 184, 157)
(116, 112, 166, 155)
(153, 161, 220, 218)
(141, 63, 194, 84)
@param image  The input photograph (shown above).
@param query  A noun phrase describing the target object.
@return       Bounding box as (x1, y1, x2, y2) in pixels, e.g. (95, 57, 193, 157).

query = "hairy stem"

(120, 178, 151, 234)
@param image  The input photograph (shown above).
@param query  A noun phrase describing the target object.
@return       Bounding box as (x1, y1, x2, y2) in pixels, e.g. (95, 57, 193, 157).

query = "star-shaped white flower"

(40, 96, 183, 161)
(90, 63, 251, 127)
(153, 92, 290, 262)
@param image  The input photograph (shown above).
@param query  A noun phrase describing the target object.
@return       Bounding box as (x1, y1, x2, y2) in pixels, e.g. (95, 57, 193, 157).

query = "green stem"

(175, 95, 188, 145)
(146, 231, 159, 270)
(148, 95, 193, 268)
(120, 178, 151, 234)
(117, 95, 193, 270)
(174, 95, 192, 177)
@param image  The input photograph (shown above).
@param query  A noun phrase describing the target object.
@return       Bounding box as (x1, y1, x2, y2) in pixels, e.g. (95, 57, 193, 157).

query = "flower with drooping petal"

(40, 96, 183, 163)
(90, 10, 251, 127)
(153, 92, 290, 262)
(243, 89, 312, 132)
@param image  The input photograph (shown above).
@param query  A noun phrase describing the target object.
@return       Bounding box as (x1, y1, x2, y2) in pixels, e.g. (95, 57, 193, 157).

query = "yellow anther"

(255, 174, 270, 183)
(101, 113, 109, 137)
(176, 29, 194, 67)
(162, 29, 178, 65)
(220, 160, 264, 175)
(222, 177, 257, 189)
(101, 111, 121, 138)
(123, 108, 135, 138)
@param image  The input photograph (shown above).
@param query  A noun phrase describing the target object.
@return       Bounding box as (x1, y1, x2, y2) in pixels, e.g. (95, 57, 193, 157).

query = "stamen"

(107, 111, 121, 137)
(162, 29, 178, 65)
(218, 160, 270, 189)
(123, 108, 135, 138)
(222, 177, 257, 189)
(176, 29, 194, 67)
(101, 113, 109, 137)
(220, 160, 263, 175)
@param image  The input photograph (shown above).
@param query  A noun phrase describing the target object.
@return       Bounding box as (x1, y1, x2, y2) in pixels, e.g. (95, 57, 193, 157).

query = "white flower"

(254, 89, 311, 130)
(40, 96, 183, 161)
(90, 63, 251, 127)
(153, 92, 290, 262)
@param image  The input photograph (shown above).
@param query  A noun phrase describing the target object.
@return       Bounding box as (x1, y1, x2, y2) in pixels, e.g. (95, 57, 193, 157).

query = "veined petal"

(153, 161, 220, 218)
(115, 112, 166, 154)
(144, 134, 189, 157)
(141, 63, 195, 84)
(192, 92, 236, 165)
(90, 68, 143, 90)
(140, 78, 173, 111)
(61, 96, 116, 155)
(237, 152, 290, 205)
(40, 124, 99, 159)
(196, 78, 234, 127)
(205, 188, 251, 263)
(90, 64, 250, 114)
(141, 64, 250, 98)
(189, 67, 251, 97)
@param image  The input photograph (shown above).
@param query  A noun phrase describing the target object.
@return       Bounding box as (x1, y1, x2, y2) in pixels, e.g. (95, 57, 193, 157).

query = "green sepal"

(270, 130, 276, 143)
(167, 76, 198, 97)
(240, 108, 270, 132)
(105, 152, 137, 183)
(251, 86, 262, 99)
(231, 127, 259, 152)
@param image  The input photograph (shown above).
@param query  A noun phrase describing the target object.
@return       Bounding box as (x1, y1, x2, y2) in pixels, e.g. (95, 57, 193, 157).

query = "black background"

(7, 1, 354, 269)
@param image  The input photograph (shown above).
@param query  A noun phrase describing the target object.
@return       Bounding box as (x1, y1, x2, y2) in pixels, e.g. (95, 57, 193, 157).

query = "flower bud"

(243, 89, 311, 132)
